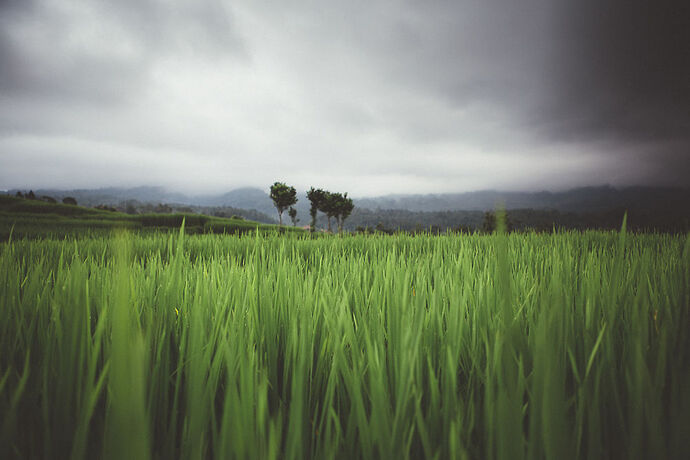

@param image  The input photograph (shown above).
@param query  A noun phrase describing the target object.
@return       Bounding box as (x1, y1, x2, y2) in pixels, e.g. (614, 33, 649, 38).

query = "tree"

(125, 201, 138, 215)
(305, 188, 355, 233)
(288, 207, 299, 226)
(307, 187, 327, 232)
(269, 182, 297, 226)
(482, 209, 512, 233)
(318, 192, 343, 233)
(154, 203, 172, 214)
(375, 221, 390, 234)
(482, 211, 496, 233)
(306, 189, 355, 233)
(333, 192, 354, 233)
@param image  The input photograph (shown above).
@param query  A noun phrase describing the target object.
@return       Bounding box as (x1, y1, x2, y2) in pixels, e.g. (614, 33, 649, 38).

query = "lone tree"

(288, 207, 299, 227)
(269, 182, 297, 226)
(307, 187, 327, 232)
(62, 197, 77, 206)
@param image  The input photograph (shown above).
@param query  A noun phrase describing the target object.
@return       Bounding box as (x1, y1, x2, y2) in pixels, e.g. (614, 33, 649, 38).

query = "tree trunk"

(310, 208, 317, 233)
(278, 211, 282, 226)
(327, 217, 332, 233)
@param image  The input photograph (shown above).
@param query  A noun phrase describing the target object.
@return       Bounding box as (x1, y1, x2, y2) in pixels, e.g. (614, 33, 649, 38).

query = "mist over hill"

(15, 185, 689, 212)
(354, 186, 690, 214)
(7, 185, 689, 232)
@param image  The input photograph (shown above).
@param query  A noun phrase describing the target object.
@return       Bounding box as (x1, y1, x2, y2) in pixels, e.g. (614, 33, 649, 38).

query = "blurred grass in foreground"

(0, 226, 688, 459)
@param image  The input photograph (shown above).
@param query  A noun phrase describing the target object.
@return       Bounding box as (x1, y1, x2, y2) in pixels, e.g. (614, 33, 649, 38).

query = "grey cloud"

(99, 0, 246, 57)
(0, 0, 245, 104)
(279, 0, 689, 150)
(241, 1, 556, 148)
(0, 0, 687, 194)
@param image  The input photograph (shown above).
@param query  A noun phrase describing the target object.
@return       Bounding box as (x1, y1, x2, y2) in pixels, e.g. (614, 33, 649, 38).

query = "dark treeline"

(343, 207, 689, 234)
(117, 200, 275, 224)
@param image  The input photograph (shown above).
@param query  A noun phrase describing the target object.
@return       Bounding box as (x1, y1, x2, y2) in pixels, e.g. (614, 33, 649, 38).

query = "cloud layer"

(1, 0, 688, 196)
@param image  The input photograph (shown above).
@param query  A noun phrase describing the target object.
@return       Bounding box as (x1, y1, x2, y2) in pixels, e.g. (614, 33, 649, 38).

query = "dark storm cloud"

(320, 0, 689, 150)
(333, 0, 690, 180)
(543, 0, 690, 145)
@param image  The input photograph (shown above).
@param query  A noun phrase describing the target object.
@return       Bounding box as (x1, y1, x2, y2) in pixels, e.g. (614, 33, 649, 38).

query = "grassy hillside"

(0, 195, 299, 240)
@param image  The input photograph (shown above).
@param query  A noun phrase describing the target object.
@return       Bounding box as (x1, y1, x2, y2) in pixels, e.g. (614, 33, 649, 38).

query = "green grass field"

(1, 223, 689, 459)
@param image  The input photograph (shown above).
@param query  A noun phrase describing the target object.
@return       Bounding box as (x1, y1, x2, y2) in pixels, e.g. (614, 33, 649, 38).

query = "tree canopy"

(306, 187, 354, 233)
(330, 192, 354, 233)
(307, 187, 328, 232)
(288, 207, 299, 227)
(269, 182, 297, 226)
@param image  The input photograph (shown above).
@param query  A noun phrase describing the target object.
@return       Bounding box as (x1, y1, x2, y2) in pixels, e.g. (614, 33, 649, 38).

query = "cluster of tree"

(15, 190, 36, 199)
(121, 202, 172, 214)
(14, 190, 78, 205)
(306, 188, 354, 233)
(342, 208, 484, 232)
(268, 182, 355, 232)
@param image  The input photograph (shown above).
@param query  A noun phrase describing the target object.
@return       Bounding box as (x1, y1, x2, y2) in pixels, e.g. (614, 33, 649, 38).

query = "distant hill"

(355, 186, 690, 214)
(17, 185, 689, 213)
(8, 185, 688, 232)
(350, 186, 689, 232)
(195, 187, 273, 208)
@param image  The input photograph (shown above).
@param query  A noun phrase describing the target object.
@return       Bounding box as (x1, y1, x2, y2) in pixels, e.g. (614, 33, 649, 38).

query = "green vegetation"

(1, 224, 688, 459)
(0, 195, 300, 240)
(288, 207, 299, 227)
(307, 187, 355, 233)
(269, 182, 298, 226)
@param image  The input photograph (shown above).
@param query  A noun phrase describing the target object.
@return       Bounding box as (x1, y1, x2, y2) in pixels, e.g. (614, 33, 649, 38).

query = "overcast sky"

(1, 0, 688, 196)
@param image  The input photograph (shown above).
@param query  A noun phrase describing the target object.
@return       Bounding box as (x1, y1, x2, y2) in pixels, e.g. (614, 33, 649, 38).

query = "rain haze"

(1, 0, 688, 197)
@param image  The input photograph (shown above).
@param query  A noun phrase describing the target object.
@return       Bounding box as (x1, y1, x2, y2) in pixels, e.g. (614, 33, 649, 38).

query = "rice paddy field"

(1, 225, 689, 459)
